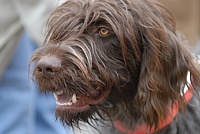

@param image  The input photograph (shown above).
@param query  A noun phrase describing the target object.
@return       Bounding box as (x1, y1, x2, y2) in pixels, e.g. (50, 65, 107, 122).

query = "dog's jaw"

(53, 87, 111, 112)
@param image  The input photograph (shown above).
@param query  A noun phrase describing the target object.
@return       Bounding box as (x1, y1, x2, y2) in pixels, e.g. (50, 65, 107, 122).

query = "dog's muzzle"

(31, 43, 113, 113)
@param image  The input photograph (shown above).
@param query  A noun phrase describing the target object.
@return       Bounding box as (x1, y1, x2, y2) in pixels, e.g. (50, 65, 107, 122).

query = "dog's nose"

(36, 55, 61, 77)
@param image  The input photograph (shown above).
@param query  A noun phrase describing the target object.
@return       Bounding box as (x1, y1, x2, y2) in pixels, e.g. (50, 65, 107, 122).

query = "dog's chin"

(56, 105, 98, 126)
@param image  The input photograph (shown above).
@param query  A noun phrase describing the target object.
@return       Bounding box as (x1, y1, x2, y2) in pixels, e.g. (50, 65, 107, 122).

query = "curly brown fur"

(30, 0, 200, 133)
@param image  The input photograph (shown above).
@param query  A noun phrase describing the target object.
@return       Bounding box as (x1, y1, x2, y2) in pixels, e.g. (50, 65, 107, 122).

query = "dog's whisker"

(101, 99, 113, 108)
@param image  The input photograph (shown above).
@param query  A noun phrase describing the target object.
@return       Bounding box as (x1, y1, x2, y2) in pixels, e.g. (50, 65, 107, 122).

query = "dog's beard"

(56, 105, 106, 127)
(56, 107, 97, 126)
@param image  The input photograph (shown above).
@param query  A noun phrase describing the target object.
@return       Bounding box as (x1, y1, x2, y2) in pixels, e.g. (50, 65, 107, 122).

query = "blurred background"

(159, 0, 200, 53)
(0, 0, 73, 134)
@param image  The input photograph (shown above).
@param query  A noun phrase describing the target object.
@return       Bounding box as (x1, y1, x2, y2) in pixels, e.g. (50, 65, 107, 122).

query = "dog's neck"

(112, 72, 193, 134)
(113, 86, 193, 133)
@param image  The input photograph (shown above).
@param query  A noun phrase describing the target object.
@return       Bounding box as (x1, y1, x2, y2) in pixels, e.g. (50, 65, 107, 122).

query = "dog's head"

(30, 0, 200, 129)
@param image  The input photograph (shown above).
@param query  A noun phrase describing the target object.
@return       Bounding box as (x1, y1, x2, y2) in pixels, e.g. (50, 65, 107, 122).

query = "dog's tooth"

(56, 102, 62, 106)
(53, 93, 58, 100)
(72, 93, 77, 104)
(67, 102, 72, 106)
(56, 101, 72, 106)
(55, 90, 64, 96)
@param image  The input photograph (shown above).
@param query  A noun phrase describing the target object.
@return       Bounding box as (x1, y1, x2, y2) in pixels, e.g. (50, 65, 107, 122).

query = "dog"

(30, 0, 200, 133)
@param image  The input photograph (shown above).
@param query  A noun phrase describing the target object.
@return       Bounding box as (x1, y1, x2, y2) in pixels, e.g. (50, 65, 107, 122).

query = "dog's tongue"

(53, 90, 72, 103)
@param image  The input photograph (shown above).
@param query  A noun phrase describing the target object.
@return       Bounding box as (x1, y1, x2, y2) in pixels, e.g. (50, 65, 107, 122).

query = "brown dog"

(30, 0, 200, 133)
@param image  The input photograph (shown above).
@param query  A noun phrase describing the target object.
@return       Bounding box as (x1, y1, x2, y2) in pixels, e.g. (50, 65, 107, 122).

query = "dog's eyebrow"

(94, 20, 110, 27)
(93, 20, 105, 25)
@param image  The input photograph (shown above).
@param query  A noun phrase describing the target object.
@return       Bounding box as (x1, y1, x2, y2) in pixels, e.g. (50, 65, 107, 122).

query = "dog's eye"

(99, 27, 109, 36)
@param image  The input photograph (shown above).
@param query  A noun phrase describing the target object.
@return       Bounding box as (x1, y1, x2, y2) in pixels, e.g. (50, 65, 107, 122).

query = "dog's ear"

(133, 2, 200, 129)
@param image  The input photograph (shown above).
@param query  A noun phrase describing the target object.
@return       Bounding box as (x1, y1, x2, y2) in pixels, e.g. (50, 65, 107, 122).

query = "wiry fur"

(30, 0, 200, 133)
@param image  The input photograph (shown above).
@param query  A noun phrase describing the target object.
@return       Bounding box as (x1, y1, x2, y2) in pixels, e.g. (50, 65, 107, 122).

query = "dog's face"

(30, 0, 200, 129)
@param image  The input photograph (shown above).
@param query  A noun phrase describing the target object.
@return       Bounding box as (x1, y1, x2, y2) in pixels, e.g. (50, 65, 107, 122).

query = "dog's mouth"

(54, 91, 89, 111)
(53, 88, 111, 111)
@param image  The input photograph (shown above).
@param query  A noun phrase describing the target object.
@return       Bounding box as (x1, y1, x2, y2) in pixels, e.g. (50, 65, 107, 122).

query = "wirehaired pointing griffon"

(30, 0, 200, 133)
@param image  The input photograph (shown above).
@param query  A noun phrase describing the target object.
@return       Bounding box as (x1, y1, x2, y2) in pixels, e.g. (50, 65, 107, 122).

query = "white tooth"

(55, 90, 64, 96)
(56, 101, 73, 106)
(56, 102, 61, 106)
(67, 102, 72, 106)
(53, 93, 58, 100)
(72, 93, 77, 103)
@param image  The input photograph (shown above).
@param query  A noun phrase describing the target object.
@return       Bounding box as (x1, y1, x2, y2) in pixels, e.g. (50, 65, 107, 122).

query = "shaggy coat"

(30, 0, 200, 133)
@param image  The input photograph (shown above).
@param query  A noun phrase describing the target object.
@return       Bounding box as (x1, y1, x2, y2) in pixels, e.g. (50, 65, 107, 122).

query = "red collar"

(113, 85, 193, 134)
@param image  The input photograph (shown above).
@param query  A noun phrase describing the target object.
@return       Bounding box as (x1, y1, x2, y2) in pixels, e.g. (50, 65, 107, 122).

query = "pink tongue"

(57, 94, 72, 103)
